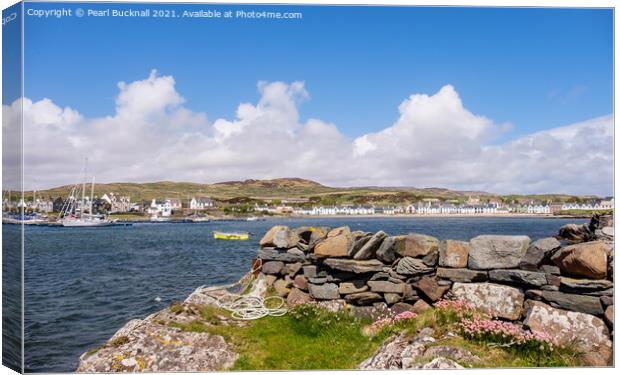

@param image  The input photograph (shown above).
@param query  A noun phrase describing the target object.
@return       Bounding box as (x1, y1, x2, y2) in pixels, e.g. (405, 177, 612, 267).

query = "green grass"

(169, 304, 382, 370)
(164, 303, 582, 370)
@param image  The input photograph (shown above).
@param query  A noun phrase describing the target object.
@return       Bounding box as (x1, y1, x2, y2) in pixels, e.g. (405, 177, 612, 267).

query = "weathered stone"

(353, 231, 387, 260)
(397, 234, 439, 259)
(308, 283, 339, 300)
(604, 305, 613, 327)
(423, 346, 480, 365)
(384, 293, 402, 305)
(316, 299, 347, 313)
(292, 226, 314, 244)
(302, 265, 317, 279)
(345, 292, 383, 305)
(519, 237, 561, 270)
(293, 274, 308, 291)
(339, 280, 368, 294)
(347, 233, 372, 258)
(273, 279, 290, 297)
(261, 261, 284, 275)
(546, 274, 561, 288)
(540, 290, 604, 316)
(395, 257, 434, 275)
(314, 227, 352, 258)
(368, 280, 405, 294)
(525, 289, 543, 300)
(391, 302, 414, 314)
(287, 287, 313, 307)
(559, 277, 613, 293)
(414, 357, 464, 369)
(402, 284, 419, 302)
(260, 225, 301, 248)
(551, 241, 608, 279)
(400, 332, 437, 369)
(438, 240, 470, 268)
(285, 262, 303, 276)
(376, 236, 404, 264)
(468, 235, 530, 270)
(436, 268, 487, 283)
(308, 277, 327, 284)
(412, 299, 432, 314)
(308, 226, 330, 248)
(257, 248, 305, 263)
(488, 269, 547, 287)
(602, 226, 614, 237)
(524, 300, 612, 366)
(286, 248, 305, 257)
(323, 258, 385, 274)
(370, 272, 390, 281)
(358, 332, 409, 370)
(77, 320, 238, 372)
(451, 282, 524, 320)
(539, 265, 561, 275)
(600, 295, 613, 307)
(264, 274, 277, 287)
(558, 223, 592, 242)
(414, 277, 449, 302)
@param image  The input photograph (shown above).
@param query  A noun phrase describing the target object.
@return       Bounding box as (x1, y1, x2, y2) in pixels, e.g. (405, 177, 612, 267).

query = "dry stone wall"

(256, 214, 614, 365)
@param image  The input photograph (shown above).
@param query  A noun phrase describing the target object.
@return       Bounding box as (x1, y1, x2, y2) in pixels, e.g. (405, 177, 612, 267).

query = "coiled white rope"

(219, 295, 288, 320)
(197, 259, 288, 320)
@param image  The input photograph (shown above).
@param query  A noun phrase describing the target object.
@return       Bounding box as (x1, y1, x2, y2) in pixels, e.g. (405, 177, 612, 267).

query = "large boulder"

(397, 234, 439, 258)
(259, 226, 301, 248)
(376, 236, 404, 263)
(308, 283, 339, 300)
(488, 269, 547, 288)
(308, 226, 331, 248)
(551, 241, 608, 279)
(523, 300, 612, 366)
(519, 237, 561, 270)
(395, 257, 434, 276)
(353, 231, 388, 260)
(323, 258, 385, 274)
(314, 227, 352, 258)
(468, 235, 530, 270)
(451, 282, 524, 320)
(438, 240, 469, 268)
(347, 233, 372, 258)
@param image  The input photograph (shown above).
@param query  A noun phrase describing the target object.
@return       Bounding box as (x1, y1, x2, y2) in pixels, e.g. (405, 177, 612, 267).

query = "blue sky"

(3, 2, 613, 194)
(21, 3, 612, 140)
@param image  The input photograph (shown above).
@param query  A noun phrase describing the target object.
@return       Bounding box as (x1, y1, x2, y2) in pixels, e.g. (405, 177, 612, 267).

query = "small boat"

(213, 231, 250, 240)
(150, 215, 171, 222)
(246, 216, 258, 221)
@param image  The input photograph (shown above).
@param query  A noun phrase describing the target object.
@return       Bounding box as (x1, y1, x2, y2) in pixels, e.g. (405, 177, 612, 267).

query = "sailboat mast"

(90, 176, 95, 215)
(81, 158, 88, 216)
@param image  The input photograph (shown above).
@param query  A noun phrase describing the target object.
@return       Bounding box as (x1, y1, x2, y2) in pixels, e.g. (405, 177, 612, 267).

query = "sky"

(2, 2, 614, 195)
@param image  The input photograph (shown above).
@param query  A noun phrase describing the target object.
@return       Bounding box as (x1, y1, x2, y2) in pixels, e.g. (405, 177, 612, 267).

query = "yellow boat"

(213, 231, 250, 240)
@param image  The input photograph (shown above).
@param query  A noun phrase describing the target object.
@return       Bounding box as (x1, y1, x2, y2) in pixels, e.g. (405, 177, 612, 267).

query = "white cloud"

(2, 72, 613, 196)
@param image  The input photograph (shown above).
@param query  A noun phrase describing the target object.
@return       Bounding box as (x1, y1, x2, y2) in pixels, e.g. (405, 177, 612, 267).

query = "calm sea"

(2, 216, 585, 372)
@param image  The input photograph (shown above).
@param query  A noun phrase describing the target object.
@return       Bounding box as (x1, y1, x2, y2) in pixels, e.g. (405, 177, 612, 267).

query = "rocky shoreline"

(77, 214, 614, 371)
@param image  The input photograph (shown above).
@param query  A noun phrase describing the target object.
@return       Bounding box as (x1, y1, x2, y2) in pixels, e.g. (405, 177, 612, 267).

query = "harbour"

(6, 216, 585, 372)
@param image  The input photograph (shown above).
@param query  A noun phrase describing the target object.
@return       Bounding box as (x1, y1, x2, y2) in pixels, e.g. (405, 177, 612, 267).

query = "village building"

(190, 197, 216, 210)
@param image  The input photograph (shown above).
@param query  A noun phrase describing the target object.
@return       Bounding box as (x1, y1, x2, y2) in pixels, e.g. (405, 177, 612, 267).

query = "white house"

(190, 197, 215, 210)
(148, 199, 172, 217)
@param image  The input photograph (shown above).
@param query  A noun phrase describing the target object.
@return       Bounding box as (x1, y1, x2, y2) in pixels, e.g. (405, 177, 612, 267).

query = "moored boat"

(213, 231, 250, 240)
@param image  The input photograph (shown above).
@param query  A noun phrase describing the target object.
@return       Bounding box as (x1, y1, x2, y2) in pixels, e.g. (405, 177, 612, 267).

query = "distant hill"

(16, 178, 599, 205)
